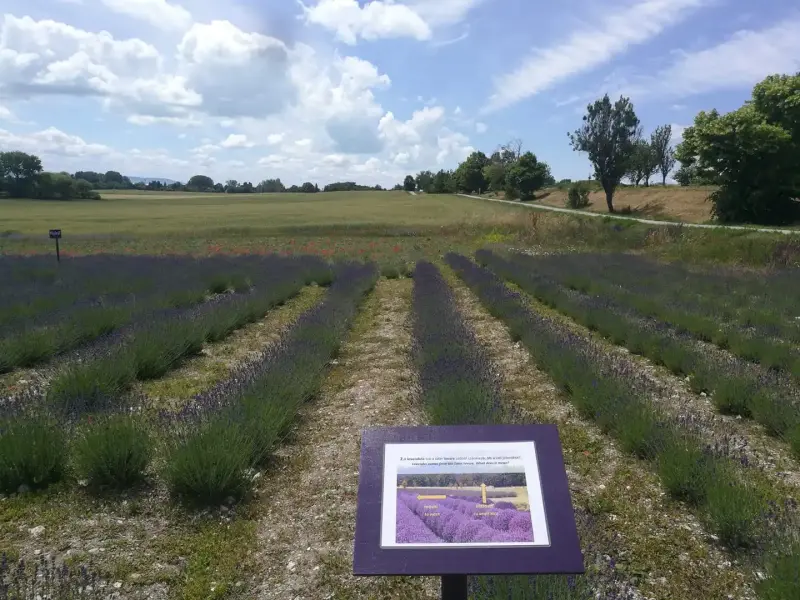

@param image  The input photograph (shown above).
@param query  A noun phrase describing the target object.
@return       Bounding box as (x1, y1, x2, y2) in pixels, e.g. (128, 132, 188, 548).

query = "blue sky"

(0, 0, 798, 186)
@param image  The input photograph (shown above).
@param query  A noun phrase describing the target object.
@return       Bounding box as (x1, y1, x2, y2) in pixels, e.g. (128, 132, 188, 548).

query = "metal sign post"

(441, 575, 468, 600)
(49, 229, 62, 262)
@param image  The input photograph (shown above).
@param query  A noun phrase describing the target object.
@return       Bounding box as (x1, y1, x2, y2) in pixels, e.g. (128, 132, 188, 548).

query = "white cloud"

(100, 0, 192, 31)
(407, 0, 485, 27)
(0, 105, 14, 121)
(220, 133, 255, 148)
(436, 129, 473, 164)
(300, 0, 431, 45)
(178, 20, 294, 118)
(641, 18, 800, 98)
(378, 105, 445, 146)
(475, 121, 487, 133)
(485, 0, 708, 112)
(0, 12, 477, 186)
(0, 14, 200, 119)
(190, 142, 219, 155)
(127, 114, 201, 126)
(0, 126, 112, 157)
(430, 28, 470, 48)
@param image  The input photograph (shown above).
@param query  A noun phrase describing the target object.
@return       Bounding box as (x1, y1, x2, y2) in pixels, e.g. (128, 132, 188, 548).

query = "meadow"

(1, 190, 799, 600)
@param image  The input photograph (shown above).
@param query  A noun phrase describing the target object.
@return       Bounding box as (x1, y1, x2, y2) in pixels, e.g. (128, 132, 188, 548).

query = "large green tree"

(651, 125, 676, 185)
(415, 171, 434, 193)
(187, 174, 214, 191)
(0, 151, 43, 197)
(569, 94, 641, 212)
(454, 151, 490, 193)
(505, 152, 552, 200)
(403, 175, 416, 192)
(430, 170, 456, 194)
(625, 139, 656, 186)
(482, 162, 506, 192)
(676, 72, 800, 224)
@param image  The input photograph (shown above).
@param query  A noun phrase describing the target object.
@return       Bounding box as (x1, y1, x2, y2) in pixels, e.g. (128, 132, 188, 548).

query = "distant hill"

(127, 176, 177, 185)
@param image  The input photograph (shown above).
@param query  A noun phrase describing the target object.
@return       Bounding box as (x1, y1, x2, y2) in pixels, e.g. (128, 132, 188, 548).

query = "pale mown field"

(0, 190, 524, 235)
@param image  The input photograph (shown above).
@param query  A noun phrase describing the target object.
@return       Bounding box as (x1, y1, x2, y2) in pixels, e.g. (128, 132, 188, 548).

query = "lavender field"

(395, 491, 534, 544)
(1, 248, 799, 600)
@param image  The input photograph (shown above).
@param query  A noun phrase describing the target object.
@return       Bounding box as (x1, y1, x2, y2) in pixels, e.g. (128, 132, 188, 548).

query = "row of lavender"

(527, 252, 800, 368)
(484, 250, 800, 461)
(397, 492, 532, 544)
(539, 252, 800, 340)
(0, 255, 330, 375)
(447, 252, 799, 599)
(411, 261, 507, 425)
(410, 262, 599, 599)
(0, 256, 355, 502)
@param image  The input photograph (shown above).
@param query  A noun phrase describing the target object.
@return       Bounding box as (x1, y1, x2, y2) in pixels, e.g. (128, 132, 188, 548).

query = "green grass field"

(0, 190, 521, 236)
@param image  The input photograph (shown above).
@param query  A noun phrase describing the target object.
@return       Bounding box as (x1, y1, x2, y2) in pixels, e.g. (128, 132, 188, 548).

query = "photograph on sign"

(380, 442, 550, 548)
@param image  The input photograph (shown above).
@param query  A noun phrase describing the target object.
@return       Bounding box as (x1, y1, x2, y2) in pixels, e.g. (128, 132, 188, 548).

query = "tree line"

(397, 473, 526, 488)
(400, 139, 557, 200)
(398, 70, 799, 225)
(0, 159, 389, 200)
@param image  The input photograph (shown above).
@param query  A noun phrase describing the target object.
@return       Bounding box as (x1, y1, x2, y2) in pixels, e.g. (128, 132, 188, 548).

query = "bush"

(757, 543, 800, 600)
(566, 183, 590, 209)
(705, 479, 762, 548)
(711, 377, 754, 416)
(165, 418, 252, 505)
(48, 357, 135, 414)
(74, 415, 152, 489)
(749, 390, 796, 437)
(657, 441, 716, 505)
(0, 416, 66, 493)
(788, 424, 800, 460)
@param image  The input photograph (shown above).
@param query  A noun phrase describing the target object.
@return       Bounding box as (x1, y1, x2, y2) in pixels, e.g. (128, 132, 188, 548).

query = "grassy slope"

(0, 191, 523, 235)
(537, 185, 716, 223)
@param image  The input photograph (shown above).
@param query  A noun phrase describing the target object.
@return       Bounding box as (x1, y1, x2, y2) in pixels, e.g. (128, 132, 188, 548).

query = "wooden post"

(441, 575, 468, 600)
(55, 237, 60, 263)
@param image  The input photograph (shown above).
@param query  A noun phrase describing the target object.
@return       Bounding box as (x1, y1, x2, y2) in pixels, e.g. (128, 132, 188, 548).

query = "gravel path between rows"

(444, 268, 757, 600)
(251, 278, 437, 600)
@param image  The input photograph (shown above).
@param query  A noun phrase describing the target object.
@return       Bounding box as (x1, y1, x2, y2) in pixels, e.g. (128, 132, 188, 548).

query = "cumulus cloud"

(300, 0, 431, 44)
(0, 14, 201, 120)
(0, 126, 111, 157)
(220, 133, 255, 148)
(177, 20, 294, 118)
(0, 10, 477, 185)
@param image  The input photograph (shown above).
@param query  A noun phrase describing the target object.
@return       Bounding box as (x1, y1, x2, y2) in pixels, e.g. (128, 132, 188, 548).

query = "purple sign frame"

(353, 424, 584, 576)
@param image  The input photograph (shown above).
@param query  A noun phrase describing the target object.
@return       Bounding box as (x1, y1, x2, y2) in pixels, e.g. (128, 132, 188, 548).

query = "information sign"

(354, 424, 583, 578)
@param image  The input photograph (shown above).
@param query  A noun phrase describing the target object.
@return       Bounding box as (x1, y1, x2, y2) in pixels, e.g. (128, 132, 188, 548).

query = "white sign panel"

(380, 441, 550, 548)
